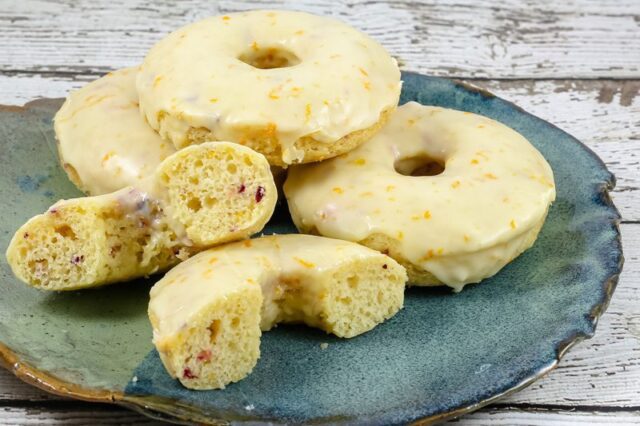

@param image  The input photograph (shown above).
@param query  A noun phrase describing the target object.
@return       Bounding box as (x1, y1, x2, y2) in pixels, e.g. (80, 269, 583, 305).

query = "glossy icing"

(149, 234, 395, 343)
(136, 10, 401, 164)
(55, 67, 176, 195)
(285, 102, 556, 289)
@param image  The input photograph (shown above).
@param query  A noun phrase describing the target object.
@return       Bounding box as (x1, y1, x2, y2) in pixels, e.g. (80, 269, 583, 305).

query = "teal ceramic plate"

(0, 73, 623, 425)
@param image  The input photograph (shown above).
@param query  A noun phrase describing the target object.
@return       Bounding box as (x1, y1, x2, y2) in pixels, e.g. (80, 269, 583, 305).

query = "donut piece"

(137, 10, 401, 167)
(285, 102, 556, 291)
(148, 234, 407, 389)
(54, 67, 176, 195)
(6, 142, 276, 290)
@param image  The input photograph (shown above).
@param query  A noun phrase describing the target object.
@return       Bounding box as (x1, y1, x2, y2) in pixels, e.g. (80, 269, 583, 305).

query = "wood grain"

(1, 405, 640, 425)
(450, 407, 640, 424)
(1, 0, 639, 78)
(0, 406, 162, 425)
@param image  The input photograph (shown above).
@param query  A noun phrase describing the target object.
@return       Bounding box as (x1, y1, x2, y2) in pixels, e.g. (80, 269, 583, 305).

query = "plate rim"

(0, 74, 625, 425)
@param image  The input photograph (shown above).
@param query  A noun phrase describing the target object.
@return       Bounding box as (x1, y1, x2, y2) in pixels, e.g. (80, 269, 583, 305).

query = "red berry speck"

(255, 186, 265, 203)
(183, 367, 197, 379)
(71, 254, 85, 265)
(23, 232, 29, 239)
(382, 264, 388, 269)
(196, 350, 212, 362)
(238, 184, 246, 193)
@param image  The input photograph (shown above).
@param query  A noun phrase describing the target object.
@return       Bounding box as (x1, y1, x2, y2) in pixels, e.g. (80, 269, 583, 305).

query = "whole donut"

(54, 67, 176, 195)
(284, 102, 556, 291)
(136, 10, 401, 167)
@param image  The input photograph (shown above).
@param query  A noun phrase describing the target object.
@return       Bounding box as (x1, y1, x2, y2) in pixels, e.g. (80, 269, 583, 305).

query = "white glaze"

(149, 234, 395, 343)
(136, 10, 401, 164)
(55, 67, 176, 195)
(284, 102, 556, 289)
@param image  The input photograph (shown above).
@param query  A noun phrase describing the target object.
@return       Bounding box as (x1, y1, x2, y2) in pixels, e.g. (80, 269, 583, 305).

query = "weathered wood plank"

(1, 405, 639, 425)
(1, 0, 639, 78)
(450, 407, 640, 424)
(0, 74, 637, 221)
(0, 406, 163, 425)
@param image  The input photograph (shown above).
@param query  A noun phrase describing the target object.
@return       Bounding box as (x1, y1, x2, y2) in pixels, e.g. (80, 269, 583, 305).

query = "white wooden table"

(1, 0, 638, 424)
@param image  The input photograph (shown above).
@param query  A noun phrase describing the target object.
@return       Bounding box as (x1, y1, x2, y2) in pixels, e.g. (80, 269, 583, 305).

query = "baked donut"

(136, 10, 401, 167)
(285, 102, 556, 291)
(6, 142, 276, 290)
(54, 67, 176, 195)
(148, 234, 407, 389)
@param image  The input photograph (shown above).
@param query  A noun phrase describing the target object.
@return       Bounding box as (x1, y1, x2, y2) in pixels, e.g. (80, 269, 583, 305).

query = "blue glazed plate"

(0, 73, 623, 425)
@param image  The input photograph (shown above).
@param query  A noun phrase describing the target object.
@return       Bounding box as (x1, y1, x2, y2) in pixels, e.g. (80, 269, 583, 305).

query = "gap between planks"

(0, 404, 639, 425)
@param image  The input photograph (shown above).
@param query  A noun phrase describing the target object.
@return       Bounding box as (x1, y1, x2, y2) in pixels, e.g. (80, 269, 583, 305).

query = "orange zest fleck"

(251, 41, 259, 51)
(294, 257, 316, 268)
(484, 173, 498, 180)
(451, 180, 461, 188)
(510, 219, 517, 229)
(358, 67, 369, 77)
(222, 15, 231, 21)
(243, 240, 252, 248)
(208, 257, 218, 265)
(268, 88, 280, 99)
(423, 210, 432, 219)
(470, 159, 479, 165)
(351, 158, 366, 166)
(294, 30, 304, 35)
(305, 103, 312, 122)
(153, 75, 164, 87)
(386, 185, 395, 192)
(332, 187, 344, 194)
(209, 98, 218, 103)
(101, 151, 115, 164)
(464, 234, 471, 242)
(363, 81, 371, 90)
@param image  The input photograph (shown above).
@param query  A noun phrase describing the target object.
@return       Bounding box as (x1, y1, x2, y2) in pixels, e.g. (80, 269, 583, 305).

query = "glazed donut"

(7, 142, 276, 290)
(54, 67, 176, 195)
(148, 234, 406, 389)
(136, 10, 401, 167)
(284, 102, 556, 291)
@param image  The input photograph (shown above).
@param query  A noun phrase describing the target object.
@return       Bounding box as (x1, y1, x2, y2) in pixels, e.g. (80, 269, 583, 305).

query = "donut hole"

(394, 155, 445, 177)
(238, 46, 301, 69)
